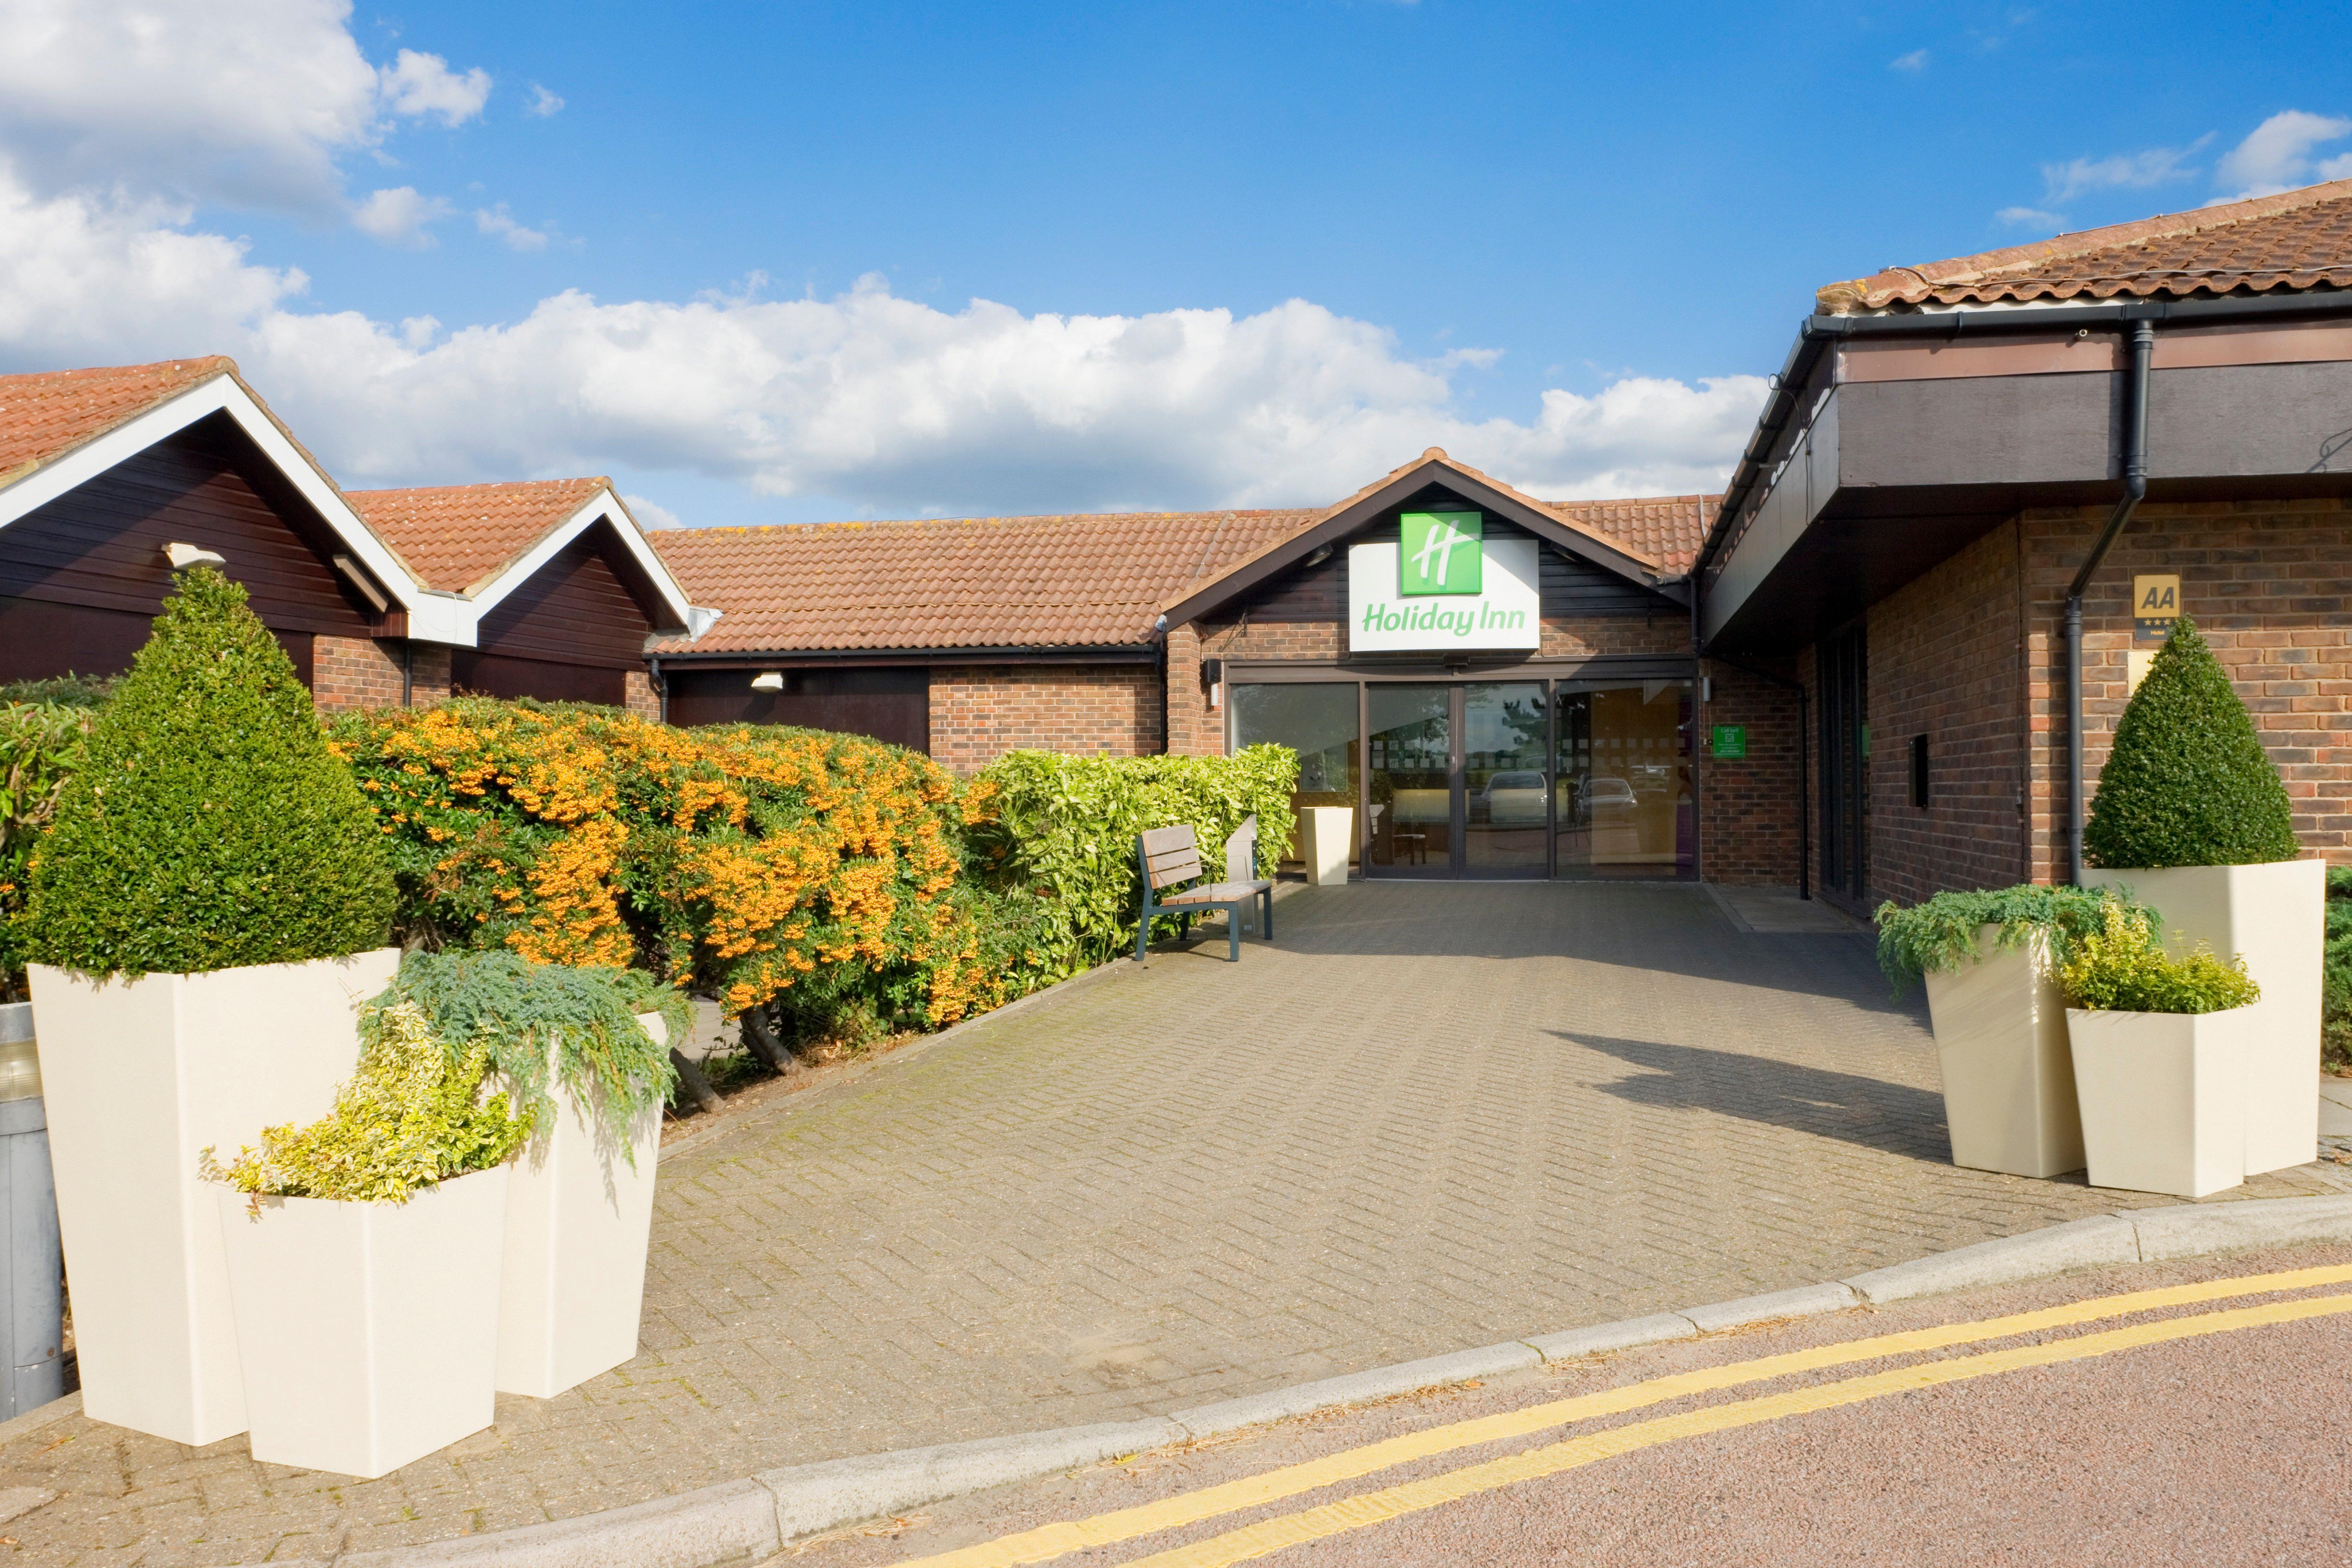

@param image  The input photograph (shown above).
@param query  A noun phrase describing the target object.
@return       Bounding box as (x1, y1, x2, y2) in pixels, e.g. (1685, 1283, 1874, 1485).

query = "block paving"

(4, 881, 2342, 1563)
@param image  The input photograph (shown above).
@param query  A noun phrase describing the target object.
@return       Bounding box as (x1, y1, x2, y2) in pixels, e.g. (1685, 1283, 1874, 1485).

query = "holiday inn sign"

(1348, 511, 1541, 651)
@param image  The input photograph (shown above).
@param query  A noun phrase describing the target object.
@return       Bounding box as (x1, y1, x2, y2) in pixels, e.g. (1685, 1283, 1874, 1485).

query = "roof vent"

(162, 542, 225, 571)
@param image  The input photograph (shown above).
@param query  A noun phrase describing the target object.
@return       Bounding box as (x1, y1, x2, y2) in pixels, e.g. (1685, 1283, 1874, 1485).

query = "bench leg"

(1135, 904, 1151, 962)
(1228, 903, 1241, 962)
(1261, 888, 1274, 941)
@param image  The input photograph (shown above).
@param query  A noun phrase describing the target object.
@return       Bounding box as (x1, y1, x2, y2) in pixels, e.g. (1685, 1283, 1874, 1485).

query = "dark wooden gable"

(1211, 482, 1677, 627)
(470, 527, 656, 670)
(0, 410, 381, 684)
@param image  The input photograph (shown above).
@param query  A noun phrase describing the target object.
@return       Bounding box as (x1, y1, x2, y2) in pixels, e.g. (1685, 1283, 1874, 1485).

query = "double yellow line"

(889, 1264, 2352, 1568)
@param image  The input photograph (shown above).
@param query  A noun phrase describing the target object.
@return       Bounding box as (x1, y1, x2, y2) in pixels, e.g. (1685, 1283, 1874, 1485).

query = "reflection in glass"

(1555, 680, 1694, 879)
(1367, 685, 1451, 874)
(1463, 683, 1547, 874)
(1231, 683, 1360, 865)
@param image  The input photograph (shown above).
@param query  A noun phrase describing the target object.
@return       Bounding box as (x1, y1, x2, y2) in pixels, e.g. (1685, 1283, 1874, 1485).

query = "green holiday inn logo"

(1400, 511, 1482, 595)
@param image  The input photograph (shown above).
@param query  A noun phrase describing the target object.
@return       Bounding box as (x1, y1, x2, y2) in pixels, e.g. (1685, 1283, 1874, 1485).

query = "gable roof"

(0, 357, 462, 641)
(1155, 448, 1683, 629)
(349, 478, 699, 634)
(650, 508, 1314, 655)
(1542, 494, 1715, 575)
(1819, 178, 2352, 313)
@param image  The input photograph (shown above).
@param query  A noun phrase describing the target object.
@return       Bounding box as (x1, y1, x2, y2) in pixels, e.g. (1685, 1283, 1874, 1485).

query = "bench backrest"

(1140, 825, 1202, 890)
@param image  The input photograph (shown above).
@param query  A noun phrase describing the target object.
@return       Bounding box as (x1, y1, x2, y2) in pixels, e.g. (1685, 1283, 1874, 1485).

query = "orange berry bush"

(328, 699, 1059, 1034)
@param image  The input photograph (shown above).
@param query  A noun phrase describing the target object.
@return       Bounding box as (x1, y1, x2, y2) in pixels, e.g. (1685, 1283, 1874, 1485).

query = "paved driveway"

(10, 882, 2345, 1563)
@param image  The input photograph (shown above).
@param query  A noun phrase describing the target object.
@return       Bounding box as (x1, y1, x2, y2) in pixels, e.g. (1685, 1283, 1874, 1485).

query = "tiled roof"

(651, 510, 1316, 653)
(1544, 494, 1715, 574)
(346, 478, 610, 595)
(0, 357, 240, 487)
(1819, 178, 2352, 312)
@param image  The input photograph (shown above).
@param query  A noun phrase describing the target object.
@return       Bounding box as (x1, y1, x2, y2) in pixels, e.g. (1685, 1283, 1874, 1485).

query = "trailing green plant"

(1873, 883, 2160, 996)
(2324, 866, 2352, 1073)
(201, 1000, 529, 1205)
(2058, 898, 2260, 1016)
(967, 746, 1299, 974)
(0, 699, 96, 1001)
(2084, 615, 2300, 869)
(19, 567, 396, 979)
(367, 950, 683, 1144)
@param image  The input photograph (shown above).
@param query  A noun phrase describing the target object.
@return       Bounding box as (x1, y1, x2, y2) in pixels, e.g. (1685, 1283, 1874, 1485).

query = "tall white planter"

(495, 1013, 665, 1399)
(215, 1166, 508, 1478)
(26, 948, 398, 1446)
(1923, 926, 2084, 1178)
(2067, 1006, 2254, 1197)
(1300, 807, 1354, 887)
(2085, 859, 2323, 1174)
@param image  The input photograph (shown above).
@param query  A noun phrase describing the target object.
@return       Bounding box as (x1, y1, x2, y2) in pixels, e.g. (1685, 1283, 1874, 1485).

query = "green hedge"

(2084, 615, 2299, 869)
(969, 747, 1299, 974)
(0, 698, 97, 999)
(20, 567, 395, 979)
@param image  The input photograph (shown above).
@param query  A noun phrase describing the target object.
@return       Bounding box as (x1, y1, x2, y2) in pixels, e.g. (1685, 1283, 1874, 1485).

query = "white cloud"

(377, 49, 493, 128)
(475, 205, 550, 251)
(2213, 109, 2352, 199)
(1995, 206, 2065, 229)
(351, 186, 451, 247)
(1890, 49, 1928, 71)
(2040, 139, 2207, 204)
(526, 85, 565, 119)
(0, 0, 490, 214)
(624, 494, 685, 530)
(2323, 152, 2352, 182)
(0, 166, 1765, 513)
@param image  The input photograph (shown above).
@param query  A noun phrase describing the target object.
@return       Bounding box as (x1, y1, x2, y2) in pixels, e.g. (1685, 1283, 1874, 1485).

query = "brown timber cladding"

(0, 413, 376, 685)
(451, 532, 655, 707)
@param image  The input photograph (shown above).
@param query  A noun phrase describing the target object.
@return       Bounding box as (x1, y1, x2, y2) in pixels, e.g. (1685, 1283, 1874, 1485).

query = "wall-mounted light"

(750, 671, 784, 691)
(1302, 544, 1333, 568)
(163, 542, 225, 571)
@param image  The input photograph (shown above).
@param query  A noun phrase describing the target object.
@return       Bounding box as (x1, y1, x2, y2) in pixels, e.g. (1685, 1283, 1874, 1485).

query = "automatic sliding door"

(1366, 684, 1452, 877)
(1555, 680, 1695, 879)
(1463, 682, 1547, 877)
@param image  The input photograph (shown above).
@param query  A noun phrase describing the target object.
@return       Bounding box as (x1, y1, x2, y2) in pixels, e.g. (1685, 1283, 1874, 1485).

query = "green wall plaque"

(1711, 725, 1747, 759)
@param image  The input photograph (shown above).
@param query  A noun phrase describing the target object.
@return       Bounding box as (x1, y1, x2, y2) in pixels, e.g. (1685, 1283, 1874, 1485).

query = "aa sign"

(2134, 574, 2180, 645)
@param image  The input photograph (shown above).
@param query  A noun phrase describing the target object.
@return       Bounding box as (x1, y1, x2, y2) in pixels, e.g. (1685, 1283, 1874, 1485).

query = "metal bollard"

(0, 1001, 63, 1418)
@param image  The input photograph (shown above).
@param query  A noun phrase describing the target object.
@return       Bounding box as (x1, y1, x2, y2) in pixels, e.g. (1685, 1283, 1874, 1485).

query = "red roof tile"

(652, 510, 1316, 653)
(1543, 494, 1714, 575)
(346, 478, 610, 595)
(0, 358, 240, 487)
(1819, 178, 2352, 312)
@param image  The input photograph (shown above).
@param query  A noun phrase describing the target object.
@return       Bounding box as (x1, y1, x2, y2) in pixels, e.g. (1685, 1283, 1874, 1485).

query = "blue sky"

(2, 1, 2347, 527)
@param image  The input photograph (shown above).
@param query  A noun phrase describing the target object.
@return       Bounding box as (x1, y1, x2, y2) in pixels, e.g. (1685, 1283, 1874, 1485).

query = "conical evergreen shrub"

(22, 566, 395, 977)
(2083, 614, 2300, 869)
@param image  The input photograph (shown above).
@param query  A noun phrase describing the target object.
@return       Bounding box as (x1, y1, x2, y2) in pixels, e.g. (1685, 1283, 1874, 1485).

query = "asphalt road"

(776, 1240, 2352, 1568)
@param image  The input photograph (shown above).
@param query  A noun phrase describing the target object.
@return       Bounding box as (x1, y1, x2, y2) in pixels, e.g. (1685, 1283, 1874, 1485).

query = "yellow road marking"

(888, 1264, 2352, 1568)
(1122, 1291, 2352, 1568)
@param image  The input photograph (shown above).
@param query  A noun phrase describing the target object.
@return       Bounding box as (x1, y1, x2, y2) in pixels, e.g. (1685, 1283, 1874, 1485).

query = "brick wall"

(312, 635, 405, 714)
(1865, 521, 2030, 905)
(1166, 622, 1214, 758)
(408, 643, 452, 706)
(928, 663, 1165, 774)
(2021, 497, 2352, 878)
(1694, 658, 1804, 886)
(624, 668, 660, 723)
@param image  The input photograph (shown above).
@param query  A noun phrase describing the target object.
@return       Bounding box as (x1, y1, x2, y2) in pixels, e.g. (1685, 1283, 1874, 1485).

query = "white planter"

(2067, 1006, 2254, 1197)
(27, 947, 398, 1446)
(495, 1013, 666, 1399)
(1300, 807, 1354, 887)
(2085, 859, 2324, 1175)
(1923, 926, 2084, 1178)
(215, 1166, 509, 1478)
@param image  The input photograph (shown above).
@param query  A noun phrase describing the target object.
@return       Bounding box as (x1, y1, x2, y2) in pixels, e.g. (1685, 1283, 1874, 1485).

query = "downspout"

(2065, 317, 2156, 885)
(647, 655, 666, 725)
(402, 640, 414, 707)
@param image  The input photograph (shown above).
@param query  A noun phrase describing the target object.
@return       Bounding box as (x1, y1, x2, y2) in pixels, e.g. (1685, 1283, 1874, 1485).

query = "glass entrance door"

(1463, 682, 1548, 877)
(1366, 684, 1453, 877)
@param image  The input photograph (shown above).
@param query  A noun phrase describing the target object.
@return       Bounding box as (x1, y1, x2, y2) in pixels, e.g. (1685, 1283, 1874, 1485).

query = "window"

(1910, 733, 1930, 810)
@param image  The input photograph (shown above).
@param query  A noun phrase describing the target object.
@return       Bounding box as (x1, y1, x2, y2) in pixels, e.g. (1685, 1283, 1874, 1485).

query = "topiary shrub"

(2084, 614, 2300, 869)
(20, 566, 395, 978)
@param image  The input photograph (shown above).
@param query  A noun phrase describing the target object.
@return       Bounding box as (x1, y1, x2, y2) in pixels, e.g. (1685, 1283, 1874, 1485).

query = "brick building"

(1698, 177, 2352, 910)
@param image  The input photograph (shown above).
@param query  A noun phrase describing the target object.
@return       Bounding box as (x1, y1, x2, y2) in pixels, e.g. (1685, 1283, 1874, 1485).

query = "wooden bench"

(1134, 821, 1274, 962)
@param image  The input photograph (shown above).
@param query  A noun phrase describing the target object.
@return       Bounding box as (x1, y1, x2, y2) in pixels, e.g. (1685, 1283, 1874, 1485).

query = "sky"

(2, 0, 2349, 529)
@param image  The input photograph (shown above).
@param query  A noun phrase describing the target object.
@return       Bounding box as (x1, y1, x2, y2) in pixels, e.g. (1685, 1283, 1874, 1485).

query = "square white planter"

(1300, 808, 1354, 887)
(495, 1013, 665, 1399)
(215, 1166, 509, 1478)
(2086, 859, 2324, 1175)
(1924, 926, 2084, 1178)
(27, 948, 398, 1447)
(2067, 1005, 2253, 1197)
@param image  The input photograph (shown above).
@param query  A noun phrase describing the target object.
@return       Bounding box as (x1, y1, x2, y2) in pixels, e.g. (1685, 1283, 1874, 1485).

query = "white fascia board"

(465, 488, 697, 632)
(0, 375, 462, 640)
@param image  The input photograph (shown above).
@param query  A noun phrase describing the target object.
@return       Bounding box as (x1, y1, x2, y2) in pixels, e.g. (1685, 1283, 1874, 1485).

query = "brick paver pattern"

(8, 882, 2344, 1562)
